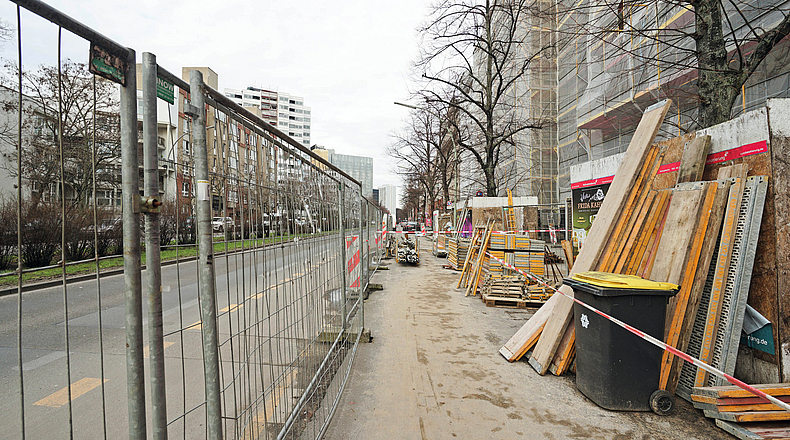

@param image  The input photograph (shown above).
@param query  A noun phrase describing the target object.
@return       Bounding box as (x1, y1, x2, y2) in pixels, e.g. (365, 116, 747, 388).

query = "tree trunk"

(485, 162, 497, 197)
(694, 0, 740, 128)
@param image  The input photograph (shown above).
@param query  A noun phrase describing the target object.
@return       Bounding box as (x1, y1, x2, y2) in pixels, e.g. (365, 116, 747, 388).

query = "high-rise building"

(378, 184, 398, 217)
(311, 146, 373, 197)
(223, 87, 311, 148)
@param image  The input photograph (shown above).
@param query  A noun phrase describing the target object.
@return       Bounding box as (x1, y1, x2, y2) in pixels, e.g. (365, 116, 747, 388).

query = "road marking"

(13, 351, 67, 372)
(34, 378, 108, 408)
(243, 370, 298, 440)
(143, 341, 175, 359)
(185, 320, 202, 330)
(220, 304, 242, 313)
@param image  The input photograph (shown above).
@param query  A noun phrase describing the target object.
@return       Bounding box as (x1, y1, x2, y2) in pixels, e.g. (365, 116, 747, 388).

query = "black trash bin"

(564, 271, 678, 414)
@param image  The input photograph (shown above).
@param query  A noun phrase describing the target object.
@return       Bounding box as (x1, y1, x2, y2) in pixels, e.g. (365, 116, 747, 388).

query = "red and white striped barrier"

(345, 235, 361, 288)
(484, 251, 790, 412)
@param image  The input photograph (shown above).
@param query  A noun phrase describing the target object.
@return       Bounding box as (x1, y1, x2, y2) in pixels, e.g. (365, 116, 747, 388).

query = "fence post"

(189, 69, 223, 438)
(338, 182, 348, 331)
(358, 193, 365, 331)
(120, 47, 147, 438)
(142, 52, 167, 439)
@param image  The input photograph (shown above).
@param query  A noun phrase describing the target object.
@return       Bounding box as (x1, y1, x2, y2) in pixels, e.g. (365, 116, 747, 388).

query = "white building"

(378, 184, 398, 217)
(223, 87, 311, 148)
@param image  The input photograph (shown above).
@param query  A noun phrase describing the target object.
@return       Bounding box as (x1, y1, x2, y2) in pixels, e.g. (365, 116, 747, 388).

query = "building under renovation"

(556, 0, 790, 201)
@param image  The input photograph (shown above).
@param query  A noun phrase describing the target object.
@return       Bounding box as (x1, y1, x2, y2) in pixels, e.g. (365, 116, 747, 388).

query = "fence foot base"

(361, 328, 372, 343)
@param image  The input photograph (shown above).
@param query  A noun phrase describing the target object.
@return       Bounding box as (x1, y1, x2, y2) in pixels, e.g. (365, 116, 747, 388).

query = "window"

(182, 181, 191, 197)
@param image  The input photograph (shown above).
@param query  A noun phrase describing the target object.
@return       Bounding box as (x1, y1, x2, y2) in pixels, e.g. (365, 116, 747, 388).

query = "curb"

(0, 237, 306, 297)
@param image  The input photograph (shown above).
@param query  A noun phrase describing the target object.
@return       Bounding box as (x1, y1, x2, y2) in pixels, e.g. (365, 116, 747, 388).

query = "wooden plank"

(549, 324, 575, 376)
(528, 285, 575, 375)
(466, 226, 493, 296)
(568, 100, 672, 275)
(704, 410, 790, 423)
(499, 297, 555, 362)
(457, 227, 481, 287)
(598, 145, 661, 271)
(638, 190, 673, 277)
(561, 240, 574, 273)
(677, 135, 712, 184)
(696, 401, 790, 412)
(692, 394, 790, 406)
(693, 383, 790, 399)
(650, 182, 713, 285)
(659, 181, 718, 391)
(515, 100, 672, 373)
(626, 189, 671, 275)
(665, 178, 732, 393)
(612, 190, 658, 273)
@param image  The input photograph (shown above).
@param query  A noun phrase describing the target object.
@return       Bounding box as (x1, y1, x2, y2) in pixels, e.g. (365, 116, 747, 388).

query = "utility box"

(564, 271, 678, 412)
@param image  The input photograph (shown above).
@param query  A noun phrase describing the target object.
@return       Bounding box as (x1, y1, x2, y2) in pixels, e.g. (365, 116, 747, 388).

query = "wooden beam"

(677, 135, 712, 184)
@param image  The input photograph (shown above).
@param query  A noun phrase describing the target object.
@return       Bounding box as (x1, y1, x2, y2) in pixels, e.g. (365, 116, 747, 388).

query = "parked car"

(211, 217, 234, 232)
(404, 221, 418, 232)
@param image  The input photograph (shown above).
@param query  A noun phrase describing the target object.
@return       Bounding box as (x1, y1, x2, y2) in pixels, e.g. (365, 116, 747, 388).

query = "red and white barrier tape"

(484, 251, 790, 412)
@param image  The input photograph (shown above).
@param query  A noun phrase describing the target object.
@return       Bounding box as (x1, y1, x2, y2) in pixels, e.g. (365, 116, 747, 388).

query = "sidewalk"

(324, 241, 731, 439)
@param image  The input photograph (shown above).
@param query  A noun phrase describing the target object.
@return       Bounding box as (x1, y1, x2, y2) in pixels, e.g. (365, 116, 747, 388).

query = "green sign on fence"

(88, 43, 126, 86)
(156, 76, 175, 104)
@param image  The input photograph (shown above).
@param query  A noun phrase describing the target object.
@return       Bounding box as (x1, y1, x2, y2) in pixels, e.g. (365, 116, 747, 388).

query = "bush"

(21, 202, 61, 268)
(0, 199, 18, 271)
(63, 206, 93, 262)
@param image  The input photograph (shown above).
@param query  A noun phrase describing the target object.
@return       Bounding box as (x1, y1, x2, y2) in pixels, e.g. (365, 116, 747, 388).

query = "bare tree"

(561, 0, 790, 128)
(389, 102, 448, 216)
(416, 0, 554, 196)
(1, 60, 121, 207)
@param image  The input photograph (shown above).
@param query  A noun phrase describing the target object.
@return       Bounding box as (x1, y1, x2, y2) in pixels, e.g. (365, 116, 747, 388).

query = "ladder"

(503, 189, 516, 232)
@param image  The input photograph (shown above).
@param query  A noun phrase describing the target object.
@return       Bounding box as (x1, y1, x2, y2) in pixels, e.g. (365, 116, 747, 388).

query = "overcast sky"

(0, 0, 432, 192)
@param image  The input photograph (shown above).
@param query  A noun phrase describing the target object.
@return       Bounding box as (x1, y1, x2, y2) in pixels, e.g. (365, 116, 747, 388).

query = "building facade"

(311, 146, 373, 197)
(555, 0, 790, 200)
(378, 184, 398, 217)
(223, 87, 311, 148)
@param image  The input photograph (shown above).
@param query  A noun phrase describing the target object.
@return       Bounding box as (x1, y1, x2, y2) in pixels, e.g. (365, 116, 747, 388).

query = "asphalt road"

(0, 232, 360, 439)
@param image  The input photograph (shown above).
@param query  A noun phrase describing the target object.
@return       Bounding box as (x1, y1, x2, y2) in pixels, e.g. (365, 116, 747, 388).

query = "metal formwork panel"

(675, 176, 768, 397)
(715, 176, 767, 385)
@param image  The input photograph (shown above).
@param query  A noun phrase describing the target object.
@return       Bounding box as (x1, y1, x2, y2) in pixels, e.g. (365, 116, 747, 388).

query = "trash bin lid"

(571, 271, 678, 291)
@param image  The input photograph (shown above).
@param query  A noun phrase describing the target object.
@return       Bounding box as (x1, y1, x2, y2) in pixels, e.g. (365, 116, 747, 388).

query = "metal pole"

(358, 191, 364, 331)
(189, 69, 223, 438)
(120, 47, 146, 439)
(338, 182, 348, 331)
(142, 52, 167, 440)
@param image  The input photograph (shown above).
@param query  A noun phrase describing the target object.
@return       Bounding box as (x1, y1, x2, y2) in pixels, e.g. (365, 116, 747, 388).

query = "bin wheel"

(649, 390, 674, 416)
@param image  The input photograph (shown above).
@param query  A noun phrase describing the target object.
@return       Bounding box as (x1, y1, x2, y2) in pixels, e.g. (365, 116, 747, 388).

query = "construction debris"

(396, 236, 420, 265)
(692, 384, 790, 439)
(495, 98, 778, 434)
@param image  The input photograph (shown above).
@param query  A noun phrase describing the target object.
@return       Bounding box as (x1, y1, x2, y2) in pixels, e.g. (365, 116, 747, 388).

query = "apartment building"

(223, 87, 312, 148)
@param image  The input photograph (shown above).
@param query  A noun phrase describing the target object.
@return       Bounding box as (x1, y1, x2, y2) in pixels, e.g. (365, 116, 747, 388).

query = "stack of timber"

(498, 99, 675, 371)
(480, 274, 531, 308)
(447, 237, 470, 270)
(498, 94, 770, 435)
(483, 249, 546, 279)
(457, 223, 493, 296)
(692, 384, 790, 439)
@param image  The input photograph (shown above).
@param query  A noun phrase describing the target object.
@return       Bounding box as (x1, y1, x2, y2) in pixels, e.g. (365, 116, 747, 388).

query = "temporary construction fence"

(1, 1, 384, 439)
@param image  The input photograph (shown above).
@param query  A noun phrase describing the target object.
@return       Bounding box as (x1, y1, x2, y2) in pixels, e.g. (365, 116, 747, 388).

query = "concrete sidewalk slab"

(324, 242, 730, 439)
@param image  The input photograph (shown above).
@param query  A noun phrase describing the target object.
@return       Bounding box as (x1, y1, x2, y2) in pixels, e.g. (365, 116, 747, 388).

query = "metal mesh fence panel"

(2, 2, 383, 439)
